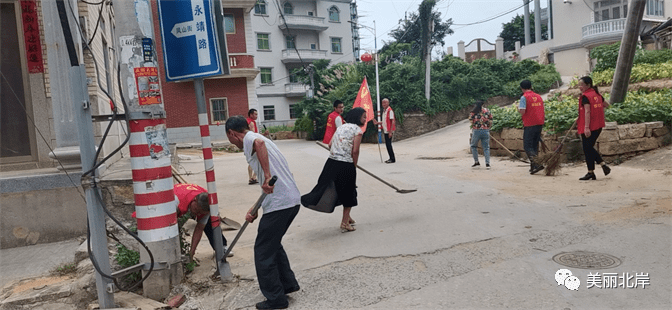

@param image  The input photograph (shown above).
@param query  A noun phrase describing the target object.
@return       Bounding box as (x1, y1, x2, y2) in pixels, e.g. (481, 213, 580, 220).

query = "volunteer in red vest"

(577, 76, 611, 180)
(322, 100, 344, 144)
(246, 109, 260, 184)
(374, 98, 396, 163)
(173, 183, 231, 261)
(518, 80, 545, 174)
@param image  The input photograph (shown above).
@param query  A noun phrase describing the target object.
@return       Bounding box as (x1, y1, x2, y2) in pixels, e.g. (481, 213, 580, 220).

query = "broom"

(538, 119, 578, 176)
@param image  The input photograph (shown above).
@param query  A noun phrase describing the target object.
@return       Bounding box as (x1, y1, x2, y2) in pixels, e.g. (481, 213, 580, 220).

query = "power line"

(452, 0, 532, 26)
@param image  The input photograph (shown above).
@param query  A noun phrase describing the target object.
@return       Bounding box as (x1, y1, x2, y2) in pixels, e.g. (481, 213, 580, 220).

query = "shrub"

(591, 42, 672, 72)
(491, 89, 672, 133)
(592, 61, 672, 86)
(265, 125, 293, 133)
(115, 243, 140, 284)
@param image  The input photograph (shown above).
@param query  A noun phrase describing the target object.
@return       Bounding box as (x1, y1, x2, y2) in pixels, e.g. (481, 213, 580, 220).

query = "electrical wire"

(452, 0, 532, 26)
(582, 0, 597, 13)
(85, 0, 108, 46)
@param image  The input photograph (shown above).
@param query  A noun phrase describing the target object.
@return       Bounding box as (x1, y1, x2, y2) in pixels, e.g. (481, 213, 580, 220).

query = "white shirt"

(243, 132, 301, 213)
(335, 116, 343, 128)
(329, 124, 362, 163)
(382, 108, 394, 133)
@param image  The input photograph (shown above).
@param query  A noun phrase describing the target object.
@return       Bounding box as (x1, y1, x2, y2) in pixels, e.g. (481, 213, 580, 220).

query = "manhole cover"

(552, 251, 622, 269)
(416, 156, 453, 160)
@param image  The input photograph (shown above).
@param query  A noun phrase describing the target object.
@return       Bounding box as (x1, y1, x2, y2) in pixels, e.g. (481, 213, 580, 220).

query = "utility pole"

(112, 0, 182, 301)
(524, 0, 531, 46)
(42, 0, 114, 307)
(425, 18, 433, 101)
(610, 0, 647, 104)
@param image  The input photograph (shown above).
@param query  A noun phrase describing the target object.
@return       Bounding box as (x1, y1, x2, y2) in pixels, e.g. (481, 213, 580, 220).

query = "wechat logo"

(555, 269, 580, 291)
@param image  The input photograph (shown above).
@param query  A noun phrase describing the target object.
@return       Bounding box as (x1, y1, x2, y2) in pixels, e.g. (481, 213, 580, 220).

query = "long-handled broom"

(538, 119, 578, 176)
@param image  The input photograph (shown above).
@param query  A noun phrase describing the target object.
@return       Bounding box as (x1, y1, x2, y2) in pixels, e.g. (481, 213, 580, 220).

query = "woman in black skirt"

(302, 107, 367, 232)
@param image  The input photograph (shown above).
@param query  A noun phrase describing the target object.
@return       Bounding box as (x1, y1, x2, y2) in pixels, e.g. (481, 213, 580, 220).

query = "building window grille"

(210, 98, 228, 123)
(289, 104, 299, 119)
(286, 35, 295, 49)
(263, 105, 276, 120)
(331, 37, 342, 53)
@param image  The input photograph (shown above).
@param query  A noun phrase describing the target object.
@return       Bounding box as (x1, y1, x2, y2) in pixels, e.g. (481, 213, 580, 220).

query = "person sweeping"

(577, 76, 611, 180)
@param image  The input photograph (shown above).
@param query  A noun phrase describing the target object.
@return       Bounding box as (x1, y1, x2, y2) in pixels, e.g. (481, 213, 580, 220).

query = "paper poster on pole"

(134, 67, 162, 105)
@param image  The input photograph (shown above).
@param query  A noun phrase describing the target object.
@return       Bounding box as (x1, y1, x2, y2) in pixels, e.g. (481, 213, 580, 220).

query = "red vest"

(322, 111, 341, 144)
(521, 90, 545, 127)
(383, 107, 396, 132)
(578, 88, 606, 134)
(246, 118, 258, 133)
(175, 184, 207, 221)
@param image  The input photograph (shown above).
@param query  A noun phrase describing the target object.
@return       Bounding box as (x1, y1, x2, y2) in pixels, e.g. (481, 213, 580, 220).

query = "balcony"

(281, 49, 327, 64)
(279, 15, 328, 32)
(580, 19, 626, 48)
(217, 54, 259, 80)
(285, 83, 309, 97)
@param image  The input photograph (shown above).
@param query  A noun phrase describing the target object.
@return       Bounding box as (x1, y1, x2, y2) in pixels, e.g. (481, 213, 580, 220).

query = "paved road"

(172, 121, 671, 309)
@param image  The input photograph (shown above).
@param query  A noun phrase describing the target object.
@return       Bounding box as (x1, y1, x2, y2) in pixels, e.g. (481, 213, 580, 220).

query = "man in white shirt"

(374, 98, 396, 163)
(225, 115, 301, 310)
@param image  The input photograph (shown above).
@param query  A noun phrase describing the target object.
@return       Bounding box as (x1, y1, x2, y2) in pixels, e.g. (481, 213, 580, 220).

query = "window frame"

(209, 97, 229, 123)
(285, 35, 296, 49)
(254, 0, 267, 15)
(283, 2, 293, 15)
(260, 67, 273, 85)
(646, 0, 664, 16)
(289, 104, 299, 119)
(257, 33, 270, 50)
(224, 14, 235, 34)
(263, 105, 276, 121)
(328, 6, 340, 22)
(331, 37, 342, 53)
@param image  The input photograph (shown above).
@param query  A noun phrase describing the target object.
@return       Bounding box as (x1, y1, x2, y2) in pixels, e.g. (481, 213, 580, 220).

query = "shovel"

(219, 176, 278, 281)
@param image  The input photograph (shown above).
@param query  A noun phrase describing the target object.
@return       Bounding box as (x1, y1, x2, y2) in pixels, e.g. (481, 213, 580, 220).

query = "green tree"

(499, 13, 548, 52)
(386, 2, 453, 60)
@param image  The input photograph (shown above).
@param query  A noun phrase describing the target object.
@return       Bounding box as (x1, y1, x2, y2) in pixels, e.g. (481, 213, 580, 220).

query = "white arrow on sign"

(169, 0, 211, 67)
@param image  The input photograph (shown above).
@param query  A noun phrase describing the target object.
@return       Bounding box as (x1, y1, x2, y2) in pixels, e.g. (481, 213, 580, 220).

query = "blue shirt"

(519, 96, 527, 109)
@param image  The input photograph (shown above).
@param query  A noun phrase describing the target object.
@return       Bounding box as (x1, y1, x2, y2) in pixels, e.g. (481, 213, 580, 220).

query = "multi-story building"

(249, 0, 358, 127)
(518, 0, 670, 76)
(154, 0, 260, 142)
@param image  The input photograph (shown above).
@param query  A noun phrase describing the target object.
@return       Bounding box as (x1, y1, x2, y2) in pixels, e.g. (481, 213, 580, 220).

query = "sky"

(354, 0, 549, 58)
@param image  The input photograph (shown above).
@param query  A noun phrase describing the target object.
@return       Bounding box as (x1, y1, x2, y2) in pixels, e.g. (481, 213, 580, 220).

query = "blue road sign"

(157, 0, 223, 81)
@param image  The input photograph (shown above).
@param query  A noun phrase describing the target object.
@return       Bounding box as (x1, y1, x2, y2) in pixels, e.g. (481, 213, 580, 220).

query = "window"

(308, 11, 314, 16)
(260, 68, 272, 84)
(289, 73, 299, 83)
(257, 33, 270, 50)
(646, 0, 664, 16)
(286, 35, 295, 49)
(289, 104, 299, 119)
(283, 2, 293, 15)
(210, 98, 228, 122)
(310, 43, 317, 50)
(594, 0, 627, 22)
(331, 37, 342, 53)
(224, 14, 235, 33)
(254, 0, 267, 15)
(328, 6, 340, 22)
(263, 105, 276, 120)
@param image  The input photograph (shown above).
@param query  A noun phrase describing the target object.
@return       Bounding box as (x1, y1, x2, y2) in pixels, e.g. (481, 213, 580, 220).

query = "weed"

(51, 263, 77, 276)
(114, 243, 140, 284)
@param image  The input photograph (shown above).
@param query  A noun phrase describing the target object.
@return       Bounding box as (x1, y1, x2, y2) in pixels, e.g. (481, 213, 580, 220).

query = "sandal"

(248, 179, 258, 185)
(348, 218, 356, 225)
(340, 222, 356, 233)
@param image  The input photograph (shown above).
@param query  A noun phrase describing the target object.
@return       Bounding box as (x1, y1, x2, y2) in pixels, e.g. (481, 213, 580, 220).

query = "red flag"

(352, 77, 374, 131)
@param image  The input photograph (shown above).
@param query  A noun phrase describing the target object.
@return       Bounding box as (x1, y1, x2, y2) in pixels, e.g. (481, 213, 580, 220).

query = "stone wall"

(394, 96, 516, 142)
(483, 121, 671, 161)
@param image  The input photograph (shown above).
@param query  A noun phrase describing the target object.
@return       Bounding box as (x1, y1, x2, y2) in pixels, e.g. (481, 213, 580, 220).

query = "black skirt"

(301, 158, 358, 213)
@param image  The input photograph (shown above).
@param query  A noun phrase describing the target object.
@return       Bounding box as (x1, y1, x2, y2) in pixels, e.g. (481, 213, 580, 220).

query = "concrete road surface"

(166, 120, 672, 309)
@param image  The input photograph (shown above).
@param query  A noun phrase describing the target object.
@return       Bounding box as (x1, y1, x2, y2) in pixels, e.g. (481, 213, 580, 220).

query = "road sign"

(157, 0, 224, 81)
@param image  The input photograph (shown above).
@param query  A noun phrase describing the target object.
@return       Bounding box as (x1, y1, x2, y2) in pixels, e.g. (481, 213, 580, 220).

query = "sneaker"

(471, 162, 480, 168)
(385, 159, 395, 164)
(223, 246, 234, 257)
(486, 164, 491, 169)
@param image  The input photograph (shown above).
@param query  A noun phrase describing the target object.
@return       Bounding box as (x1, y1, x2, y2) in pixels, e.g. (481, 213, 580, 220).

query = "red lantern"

(360, 53, 373, 62)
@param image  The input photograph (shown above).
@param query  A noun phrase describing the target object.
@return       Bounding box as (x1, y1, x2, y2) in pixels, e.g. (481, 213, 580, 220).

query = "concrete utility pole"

(524, 0, 531, 45)
(610, 0, 647, 104)
(112, 0, 182, 301)
(425, 18, 433, 101)
(534, 0, 541, 43)
(42, 0, 114, 307)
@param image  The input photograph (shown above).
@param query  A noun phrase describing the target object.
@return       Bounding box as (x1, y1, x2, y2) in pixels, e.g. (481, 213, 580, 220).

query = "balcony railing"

(281, 49, 328, 63)
(582, 19, 626, 39)
(279, 15, 328, 31)
(285, 83, 309, 97)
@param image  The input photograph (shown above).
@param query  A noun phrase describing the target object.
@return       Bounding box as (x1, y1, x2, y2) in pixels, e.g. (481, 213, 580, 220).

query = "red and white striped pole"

(112, 0, 182, 300)
(194, 78, 225, 272)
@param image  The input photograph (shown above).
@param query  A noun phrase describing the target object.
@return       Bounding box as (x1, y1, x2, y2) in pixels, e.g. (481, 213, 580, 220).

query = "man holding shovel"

(226, 115, 301, 310)
(518, 80, 545, 174)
